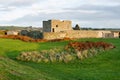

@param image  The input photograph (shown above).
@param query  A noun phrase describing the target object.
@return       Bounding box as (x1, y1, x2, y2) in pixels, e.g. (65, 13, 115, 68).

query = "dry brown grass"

(0, 35, 72, 42)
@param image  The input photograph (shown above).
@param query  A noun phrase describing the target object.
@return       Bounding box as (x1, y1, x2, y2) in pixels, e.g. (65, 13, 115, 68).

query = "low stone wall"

(43, 30, 111, 40)
(43, 32, 66, 40)
(112, 32, 120, 38)
(65, 30, 100, 38)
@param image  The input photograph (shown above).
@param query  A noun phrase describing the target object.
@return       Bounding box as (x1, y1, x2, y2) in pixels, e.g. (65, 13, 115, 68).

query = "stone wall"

(112, 32, 120, 38)
(43, 30, 112, 40)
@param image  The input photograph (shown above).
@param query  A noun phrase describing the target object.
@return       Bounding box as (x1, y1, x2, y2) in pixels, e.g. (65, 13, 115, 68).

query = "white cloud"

(0, 7, 31, 21)
(0, 0, 120, 28)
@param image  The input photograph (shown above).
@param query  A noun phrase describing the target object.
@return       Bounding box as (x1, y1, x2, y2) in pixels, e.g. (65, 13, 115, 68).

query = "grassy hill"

(0, 38, 120, 80)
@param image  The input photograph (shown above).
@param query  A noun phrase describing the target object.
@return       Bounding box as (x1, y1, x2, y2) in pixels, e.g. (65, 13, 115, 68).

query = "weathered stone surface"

(43, 20, 72, 32)
(43, 30, 113, 40)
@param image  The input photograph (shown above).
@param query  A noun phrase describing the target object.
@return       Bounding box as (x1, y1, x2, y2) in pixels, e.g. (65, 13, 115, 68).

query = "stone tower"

(43, 20, 72, 32)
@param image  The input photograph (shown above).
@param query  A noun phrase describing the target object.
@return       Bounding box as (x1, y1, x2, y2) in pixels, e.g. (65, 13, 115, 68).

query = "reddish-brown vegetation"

(65, 41, 115, 51)
(49, 37, 71, 42)
(0, 35, 34, 42)
(0, 35, 71, 42)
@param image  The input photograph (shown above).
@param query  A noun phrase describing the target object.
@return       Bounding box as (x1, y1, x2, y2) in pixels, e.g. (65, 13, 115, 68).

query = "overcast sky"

(0, 0, 120, 28)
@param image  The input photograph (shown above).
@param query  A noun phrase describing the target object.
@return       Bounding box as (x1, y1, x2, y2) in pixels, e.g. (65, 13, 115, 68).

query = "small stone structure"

(73, 24, 80, 30)
(6, 31, 19, 35)
(43, 20, 72, 32)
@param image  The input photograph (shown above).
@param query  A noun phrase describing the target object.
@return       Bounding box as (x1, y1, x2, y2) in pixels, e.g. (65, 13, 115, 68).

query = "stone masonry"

(43, 20, 72, 32)
(43, 30, 112, 40)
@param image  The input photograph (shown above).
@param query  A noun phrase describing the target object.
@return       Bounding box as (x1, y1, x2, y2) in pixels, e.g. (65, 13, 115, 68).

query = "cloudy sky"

(0, 0, 120, 28)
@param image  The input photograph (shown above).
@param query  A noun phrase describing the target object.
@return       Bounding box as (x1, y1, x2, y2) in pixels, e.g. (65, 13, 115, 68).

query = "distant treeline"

(80, 27, 120, 30)
(0, 26, 42, 31)
(0, 26, 120, 31)
(0, 26, 26, 30)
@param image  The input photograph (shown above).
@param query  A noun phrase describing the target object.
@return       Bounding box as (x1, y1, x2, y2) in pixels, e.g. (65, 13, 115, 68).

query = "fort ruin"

(42, 19, 120, 40)
(43, 20, 73, 32)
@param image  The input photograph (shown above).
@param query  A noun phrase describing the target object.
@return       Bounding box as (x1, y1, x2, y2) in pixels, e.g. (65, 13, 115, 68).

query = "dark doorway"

(52, 28, 55, 32)
(119, 32, 120, 38)
(5, 32, 7, 35)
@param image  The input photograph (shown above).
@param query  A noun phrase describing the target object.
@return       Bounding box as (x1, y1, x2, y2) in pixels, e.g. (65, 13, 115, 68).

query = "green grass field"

(0, 38, 120, 80)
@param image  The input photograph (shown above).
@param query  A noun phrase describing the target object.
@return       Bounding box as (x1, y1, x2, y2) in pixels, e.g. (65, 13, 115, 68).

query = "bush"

(16, 41, 115, 63)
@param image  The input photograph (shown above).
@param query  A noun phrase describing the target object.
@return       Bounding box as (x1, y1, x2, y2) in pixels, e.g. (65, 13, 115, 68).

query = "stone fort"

(43, 20, 73, 32)
(42, 19, 119, 40)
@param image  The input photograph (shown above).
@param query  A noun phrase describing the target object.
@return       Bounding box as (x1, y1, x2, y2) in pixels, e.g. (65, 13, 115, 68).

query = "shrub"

(16, 41, 115, 63)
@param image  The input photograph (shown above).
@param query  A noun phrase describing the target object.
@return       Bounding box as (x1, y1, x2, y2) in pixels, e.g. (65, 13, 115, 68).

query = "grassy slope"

(0, 38, 120, 80)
